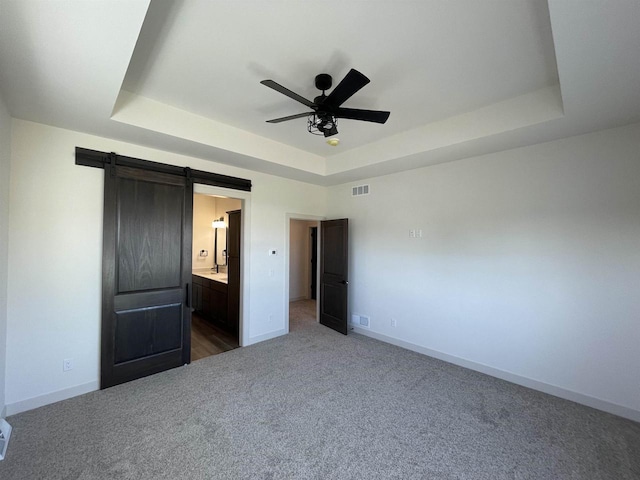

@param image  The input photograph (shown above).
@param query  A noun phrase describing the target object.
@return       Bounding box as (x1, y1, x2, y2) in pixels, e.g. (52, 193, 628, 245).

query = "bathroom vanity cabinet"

(192, 275, 228, 327)
(191, 209, 241, 338)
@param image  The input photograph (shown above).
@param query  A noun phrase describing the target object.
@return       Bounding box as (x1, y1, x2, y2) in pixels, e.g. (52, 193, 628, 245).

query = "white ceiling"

(0, 0, 639, 186)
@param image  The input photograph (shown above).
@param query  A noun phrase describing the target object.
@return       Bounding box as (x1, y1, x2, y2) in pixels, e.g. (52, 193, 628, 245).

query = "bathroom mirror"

(212, 218, 227, 267)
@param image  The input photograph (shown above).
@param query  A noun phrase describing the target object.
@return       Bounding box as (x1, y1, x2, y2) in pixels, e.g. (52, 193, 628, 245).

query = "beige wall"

(192, 194, 217, 270)
(5, 119, 327, 414)
(289, 220, 317, 301)
(327, 122, 640, 420)
(6, 114, 640, 422)
(0, 92, 10, 417)
(192, 194, 242, 270)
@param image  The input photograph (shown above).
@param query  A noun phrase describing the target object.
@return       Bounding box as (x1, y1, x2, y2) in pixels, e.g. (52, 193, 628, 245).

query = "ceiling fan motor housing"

(315, 73, 332, 92)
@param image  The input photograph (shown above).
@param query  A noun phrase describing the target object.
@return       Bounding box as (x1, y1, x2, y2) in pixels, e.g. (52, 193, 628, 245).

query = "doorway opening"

(191, 192, 242, 361)
(287, 218, 321, 332)
(81, 145, 252, 388)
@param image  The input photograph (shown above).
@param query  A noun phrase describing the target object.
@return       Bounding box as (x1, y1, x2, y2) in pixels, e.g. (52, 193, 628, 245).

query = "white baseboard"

(248, 328, 287, 345)
(5, 381, 99, 417)
(352, 326, 640, 423)
(6, 330, 637, 423)
(289, 296, 307, 302)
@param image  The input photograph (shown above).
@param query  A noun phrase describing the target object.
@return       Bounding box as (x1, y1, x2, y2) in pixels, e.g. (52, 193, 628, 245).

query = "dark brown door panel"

(101, 167, 193, 389)
(320, 219, 348, 335)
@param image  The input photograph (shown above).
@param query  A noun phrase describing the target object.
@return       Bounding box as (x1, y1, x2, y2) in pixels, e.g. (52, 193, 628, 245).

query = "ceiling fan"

(260, 69, 390, 138)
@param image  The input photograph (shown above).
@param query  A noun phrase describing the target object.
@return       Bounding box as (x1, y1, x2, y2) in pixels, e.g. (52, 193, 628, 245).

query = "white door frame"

(194, 184, 251, 347)
(284, 213, 325, 333)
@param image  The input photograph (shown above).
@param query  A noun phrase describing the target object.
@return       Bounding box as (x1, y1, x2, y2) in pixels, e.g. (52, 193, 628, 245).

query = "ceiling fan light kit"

(308, 112, 338, 137)
(260, 68, 390, 140)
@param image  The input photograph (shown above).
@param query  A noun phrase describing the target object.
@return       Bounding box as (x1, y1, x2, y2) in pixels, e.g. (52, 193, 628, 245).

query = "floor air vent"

(351, 184, 370, 196)
(0, 419, 11, 461)
(352, 314, 370, 328)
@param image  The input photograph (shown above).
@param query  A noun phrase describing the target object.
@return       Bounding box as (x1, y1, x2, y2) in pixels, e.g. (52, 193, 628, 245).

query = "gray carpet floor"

(1, 305, 638, 479)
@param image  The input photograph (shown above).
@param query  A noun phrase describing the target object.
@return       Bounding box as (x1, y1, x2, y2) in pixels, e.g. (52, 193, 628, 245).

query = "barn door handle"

(340, 280, 349, 285)
(185, 283, 190, 308)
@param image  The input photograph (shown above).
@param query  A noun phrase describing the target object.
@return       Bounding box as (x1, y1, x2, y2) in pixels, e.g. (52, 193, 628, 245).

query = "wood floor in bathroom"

(191, 312, 239, 361)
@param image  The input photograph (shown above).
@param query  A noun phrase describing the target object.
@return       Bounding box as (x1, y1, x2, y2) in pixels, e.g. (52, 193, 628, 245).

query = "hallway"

(289, 299, 317, 332)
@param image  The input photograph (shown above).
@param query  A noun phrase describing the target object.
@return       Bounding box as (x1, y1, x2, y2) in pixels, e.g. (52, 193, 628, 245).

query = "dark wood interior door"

(310, 226, 318, 300)
(101, 166, 193, 389)
(320, 219, 349, 335)
(227, 210, 241, 340)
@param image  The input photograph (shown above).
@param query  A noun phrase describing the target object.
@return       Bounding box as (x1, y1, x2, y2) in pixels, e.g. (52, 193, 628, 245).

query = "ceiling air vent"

(351, 184, 370, 197)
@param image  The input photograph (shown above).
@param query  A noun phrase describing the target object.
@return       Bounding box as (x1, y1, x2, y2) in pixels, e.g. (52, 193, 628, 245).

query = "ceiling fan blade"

(334, 108, 390, 124)
(260, 80, 316, 108)
(266, 112, 313, 123)
(323, 69, 370, 109)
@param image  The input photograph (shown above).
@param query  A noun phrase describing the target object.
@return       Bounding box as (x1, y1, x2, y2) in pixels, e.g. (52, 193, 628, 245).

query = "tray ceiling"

(1, 1, 638, 185)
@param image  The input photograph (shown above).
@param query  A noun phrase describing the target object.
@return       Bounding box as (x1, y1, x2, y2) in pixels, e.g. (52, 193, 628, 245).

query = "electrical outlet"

(63, 358, 73, 372)
(391, 318, 397, 327)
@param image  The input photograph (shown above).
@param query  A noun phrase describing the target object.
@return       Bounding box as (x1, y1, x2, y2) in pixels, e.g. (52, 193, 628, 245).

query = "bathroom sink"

(193, 271, 228, 283)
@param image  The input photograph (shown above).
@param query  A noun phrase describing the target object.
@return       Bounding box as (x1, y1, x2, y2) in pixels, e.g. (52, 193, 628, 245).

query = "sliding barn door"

(101, 166, 193, 388)
(320, 219, 349, 335)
